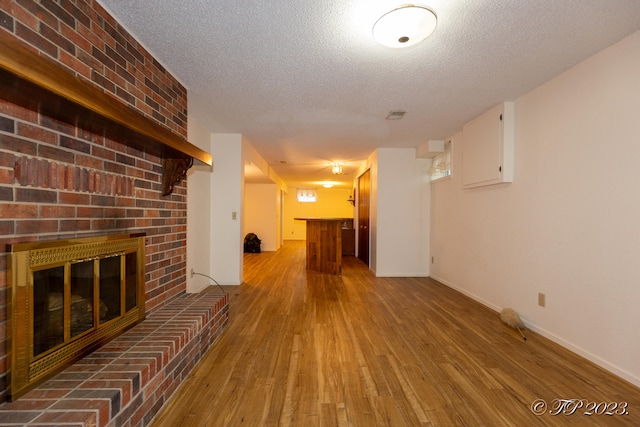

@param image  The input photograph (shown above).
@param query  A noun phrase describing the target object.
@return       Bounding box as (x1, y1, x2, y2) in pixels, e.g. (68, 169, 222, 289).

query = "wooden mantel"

(0, 30, 212, 195)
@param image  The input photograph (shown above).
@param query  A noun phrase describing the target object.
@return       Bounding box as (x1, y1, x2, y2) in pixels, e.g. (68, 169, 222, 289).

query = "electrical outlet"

(431, 256, 434, 264)
(538, 292, 546, 307)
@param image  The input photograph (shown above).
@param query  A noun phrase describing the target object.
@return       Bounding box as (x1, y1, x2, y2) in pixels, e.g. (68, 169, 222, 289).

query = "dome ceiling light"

(372, 5, 437, 48)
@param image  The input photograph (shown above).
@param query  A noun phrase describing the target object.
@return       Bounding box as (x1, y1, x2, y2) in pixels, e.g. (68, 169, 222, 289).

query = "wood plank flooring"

(150, 240, 640, 426)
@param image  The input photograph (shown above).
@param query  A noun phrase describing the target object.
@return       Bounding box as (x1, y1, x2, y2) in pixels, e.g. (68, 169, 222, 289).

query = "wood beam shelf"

(0, 31, 212, 195)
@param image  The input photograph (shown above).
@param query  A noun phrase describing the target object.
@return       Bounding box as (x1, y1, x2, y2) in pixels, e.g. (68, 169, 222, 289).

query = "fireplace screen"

(7, 234, 146, 400)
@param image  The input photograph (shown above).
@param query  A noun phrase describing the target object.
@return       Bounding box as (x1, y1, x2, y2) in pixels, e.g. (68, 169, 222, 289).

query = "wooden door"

(357, 169, 370, 266)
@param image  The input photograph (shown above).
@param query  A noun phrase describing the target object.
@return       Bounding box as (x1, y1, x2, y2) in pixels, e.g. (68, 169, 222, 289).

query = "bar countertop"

(294, 217, 353, 221)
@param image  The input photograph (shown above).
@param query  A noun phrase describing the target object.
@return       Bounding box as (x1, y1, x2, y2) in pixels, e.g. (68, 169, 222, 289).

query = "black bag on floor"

(244, 233, 261, 253)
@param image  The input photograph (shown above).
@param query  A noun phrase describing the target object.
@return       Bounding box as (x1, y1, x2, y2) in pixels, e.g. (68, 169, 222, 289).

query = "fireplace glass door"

(33, 266, 66, 357)
(8, 234, 146, 400)
(31, 254, 135, 359)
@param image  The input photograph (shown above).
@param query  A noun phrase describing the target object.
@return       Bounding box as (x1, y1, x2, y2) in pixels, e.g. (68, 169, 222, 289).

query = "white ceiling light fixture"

(372, 5, 437, 48)
(331, 162, 344, 175)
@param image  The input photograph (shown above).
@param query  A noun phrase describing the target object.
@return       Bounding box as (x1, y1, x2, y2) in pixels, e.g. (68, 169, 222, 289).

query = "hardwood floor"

(151, 240, 640, 426)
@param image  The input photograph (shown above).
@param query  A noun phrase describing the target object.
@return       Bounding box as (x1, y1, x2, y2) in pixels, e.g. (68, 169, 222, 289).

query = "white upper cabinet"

(462, 102, 514, 189)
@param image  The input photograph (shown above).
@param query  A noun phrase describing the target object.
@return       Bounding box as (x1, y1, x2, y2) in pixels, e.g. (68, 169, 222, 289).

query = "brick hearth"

(0, 291, 228, 426)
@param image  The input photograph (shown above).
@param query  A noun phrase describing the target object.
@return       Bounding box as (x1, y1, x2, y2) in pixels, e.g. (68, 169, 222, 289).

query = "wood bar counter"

(295, 218, 352, 275)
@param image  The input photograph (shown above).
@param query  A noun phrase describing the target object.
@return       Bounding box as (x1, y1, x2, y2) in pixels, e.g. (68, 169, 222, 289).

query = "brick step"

(0, 291, 229, 426)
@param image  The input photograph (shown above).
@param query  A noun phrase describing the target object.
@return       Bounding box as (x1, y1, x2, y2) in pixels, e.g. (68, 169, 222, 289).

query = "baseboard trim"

(429, 274, 640, 388)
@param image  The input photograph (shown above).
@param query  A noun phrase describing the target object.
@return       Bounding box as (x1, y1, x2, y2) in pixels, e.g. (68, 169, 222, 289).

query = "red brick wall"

(0, 1, 191, 401)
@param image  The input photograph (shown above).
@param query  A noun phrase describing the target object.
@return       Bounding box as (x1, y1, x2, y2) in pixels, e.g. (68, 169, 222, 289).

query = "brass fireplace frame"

(7, 233, 146, 400)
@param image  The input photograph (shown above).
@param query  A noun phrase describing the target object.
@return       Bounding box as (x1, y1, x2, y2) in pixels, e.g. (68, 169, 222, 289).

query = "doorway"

(357, 169, 370, 266)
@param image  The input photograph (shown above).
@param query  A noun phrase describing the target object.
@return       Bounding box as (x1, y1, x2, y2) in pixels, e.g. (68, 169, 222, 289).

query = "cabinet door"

(341, 229, 355, 256)
(462, 102, 514, 188)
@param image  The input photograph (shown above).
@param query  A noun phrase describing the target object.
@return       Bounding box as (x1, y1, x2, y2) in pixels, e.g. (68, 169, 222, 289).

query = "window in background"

(297, 189, 317, 202)
(428, 139, 452, 182)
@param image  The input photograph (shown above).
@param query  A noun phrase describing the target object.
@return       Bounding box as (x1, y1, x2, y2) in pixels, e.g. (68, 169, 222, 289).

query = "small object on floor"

(244, 233, 261, 253)
(500, 307, 527, 341)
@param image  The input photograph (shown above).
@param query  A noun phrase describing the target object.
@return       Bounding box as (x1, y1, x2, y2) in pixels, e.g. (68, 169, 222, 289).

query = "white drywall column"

(186, 115, 213, 292)
(373, 148, 430, 277)
(210, 133, 244, 285)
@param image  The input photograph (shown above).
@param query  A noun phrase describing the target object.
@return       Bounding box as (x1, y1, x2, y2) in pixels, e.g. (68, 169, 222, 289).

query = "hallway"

(151, 241, 640, 426)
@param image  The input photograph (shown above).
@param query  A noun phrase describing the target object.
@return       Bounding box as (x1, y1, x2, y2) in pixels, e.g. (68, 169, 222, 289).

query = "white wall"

(283, 187, 355, 240)
(430, 32, 640, 386)
(373, 148, 430, 277)
(187, 130, 286, 287)
(244, 183, 278, 251)
(242, 138, 287, 250)
(210, 133, 244, 285)
(186, 115, 212, 292)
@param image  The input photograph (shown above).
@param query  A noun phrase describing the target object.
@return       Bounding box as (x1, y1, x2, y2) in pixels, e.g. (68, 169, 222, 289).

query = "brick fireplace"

(0, 0, 220, 413)
(7, 233, 147, 400)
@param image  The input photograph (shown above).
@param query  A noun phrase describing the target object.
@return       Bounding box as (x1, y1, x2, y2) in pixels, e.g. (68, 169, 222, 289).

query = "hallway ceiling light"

(373, 5, 437, 48)
(331, 162, 344, 175)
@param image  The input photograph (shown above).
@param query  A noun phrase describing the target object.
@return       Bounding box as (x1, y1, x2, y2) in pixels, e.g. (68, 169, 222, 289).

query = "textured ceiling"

(98, 0, 640, 189)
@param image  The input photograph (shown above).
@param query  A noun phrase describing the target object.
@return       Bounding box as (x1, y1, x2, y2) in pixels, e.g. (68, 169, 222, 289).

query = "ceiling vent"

(386, 110, 406, 120)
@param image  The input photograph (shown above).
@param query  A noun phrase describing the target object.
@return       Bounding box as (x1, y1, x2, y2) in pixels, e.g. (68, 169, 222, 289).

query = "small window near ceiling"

(428, 139, 452, 182)
(297, 189, 317, 202)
